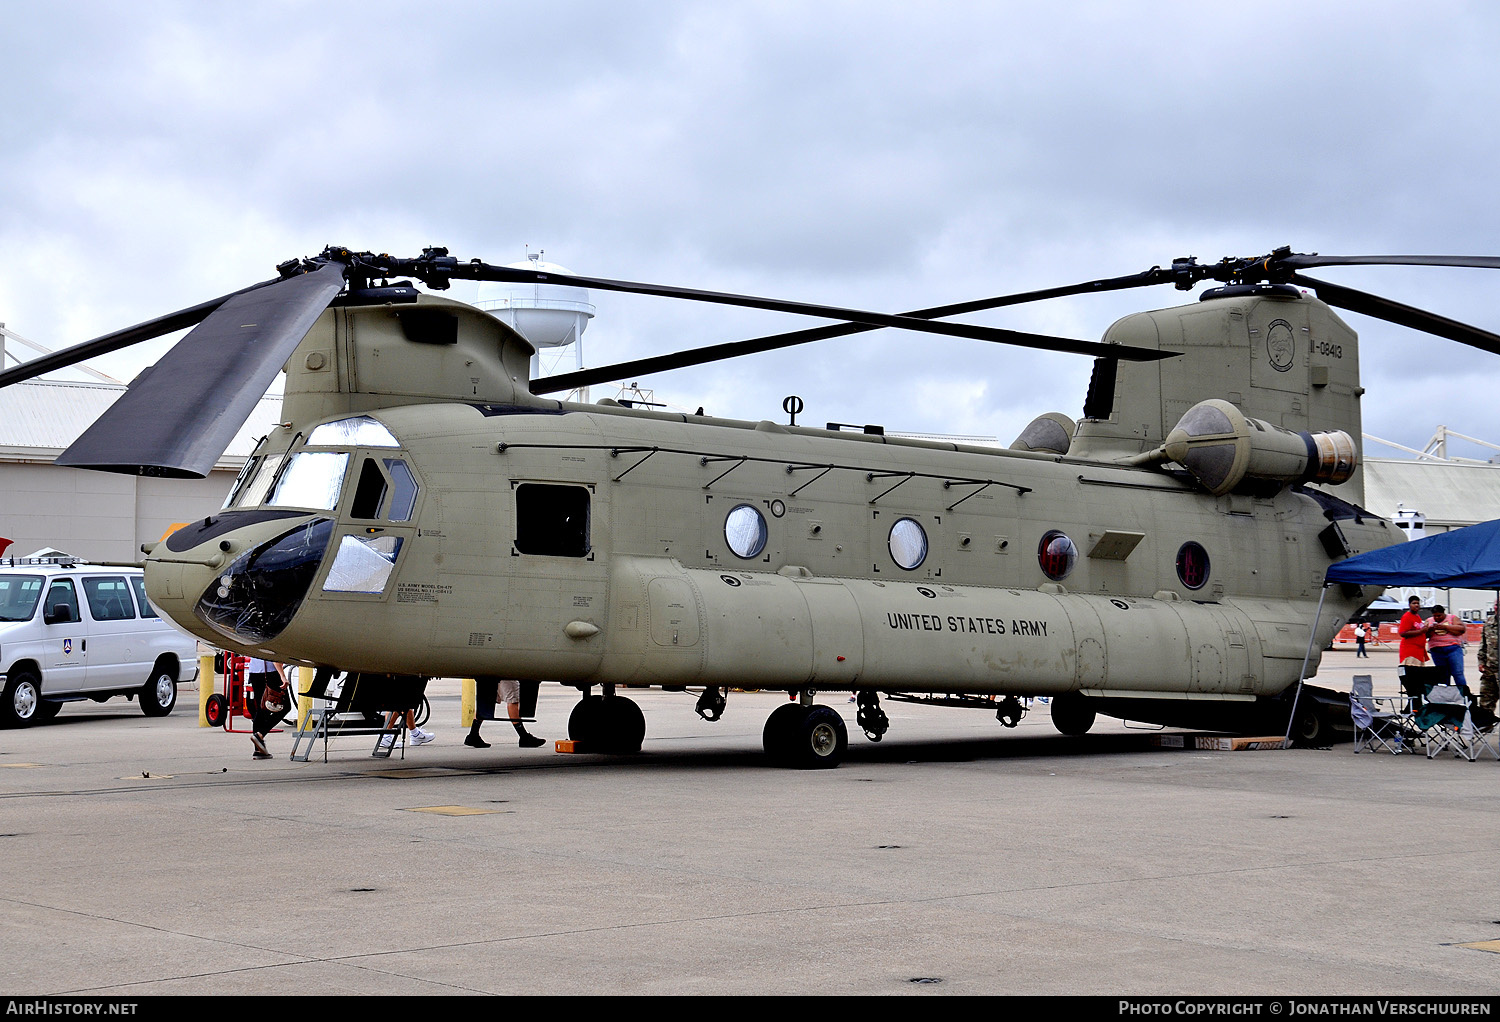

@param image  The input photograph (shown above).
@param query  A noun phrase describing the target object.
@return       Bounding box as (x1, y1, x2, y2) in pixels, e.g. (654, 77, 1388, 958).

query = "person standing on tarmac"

(1397, 596, 1430, 666)
(247, 657, 288, 760)
(1478, 604, 1498, 716)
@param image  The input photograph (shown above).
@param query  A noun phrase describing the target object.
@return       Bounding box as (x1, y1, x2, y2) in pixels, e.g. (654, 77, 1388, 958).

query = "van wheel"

(140, 663, 178, 717)
(2, 670, 42, 728)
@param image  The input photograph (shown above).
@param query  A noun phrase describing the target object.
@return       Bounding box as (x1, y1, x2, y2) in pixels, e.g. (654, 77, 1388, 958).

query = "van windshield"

(0, 575, 43, 621)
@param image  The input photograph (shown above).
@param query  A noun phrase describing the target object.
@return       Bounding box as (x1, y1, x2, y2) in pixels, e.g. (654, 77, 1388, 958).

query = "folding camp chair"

(1397, 665, 1446, 755)
(1466, 704, 1500, 762)
(1414, 684, 1475, 760)
(1350, 675, 1405, 755)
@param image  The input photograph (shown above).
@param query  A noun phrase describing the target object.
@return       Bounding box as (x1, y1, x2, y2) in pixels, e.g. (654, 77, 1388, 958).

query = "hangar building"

(0, 379, 281, 562)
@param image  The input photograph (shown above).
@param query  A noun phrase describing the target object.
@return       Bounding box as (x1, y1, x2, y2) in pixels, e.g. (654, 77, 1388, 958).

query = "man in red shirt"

(1397, 595, 1429, 664)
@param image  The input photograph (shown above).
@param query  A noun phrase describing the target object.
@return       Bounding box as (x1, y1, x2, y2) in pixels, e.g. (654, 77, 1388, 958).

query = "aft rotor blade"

(1276, 253, 1500, 272)
(0, 279, 283, 389)
(56, 261, 348, 478)
(531, 268, 1178, 395)
(1290, 273, 1500, 356)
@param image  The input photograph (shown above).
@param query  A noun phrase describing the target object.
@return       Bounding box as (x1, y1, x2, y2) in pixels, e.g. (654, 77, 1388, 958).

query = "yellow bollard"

(461, 678, 476, 728)
(296, 666, 314, 730)
(198, 653, 216, 727)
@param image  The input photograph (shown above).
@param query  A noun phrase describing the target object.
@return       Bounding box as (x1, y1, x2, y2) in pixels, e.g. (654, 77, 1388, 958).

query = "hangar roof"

(0, 379, 281, 470)
(1362, 457, 1500, 529)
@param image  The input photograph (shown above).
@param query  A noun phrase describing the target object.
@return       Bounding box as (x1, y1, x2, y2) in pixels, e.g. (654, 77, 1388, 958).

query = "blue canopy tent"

(1285, 519, 1500, 743)
(1325, 517, 1500, 588)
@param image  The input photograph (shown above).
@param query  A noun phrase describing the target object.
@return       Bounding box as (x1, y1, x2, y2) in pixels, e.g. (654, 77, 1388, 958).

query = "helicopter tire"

(598, 696, 645, 754)
(1050, 693, 1096, 737)
(568, 694, 606, 749)
(762, 702, 809, 765)
(1289, 704, 1327, 747)
(204, 693, 229, 729)
(788, 705, 848, 769)
(413, 695, 431, 729)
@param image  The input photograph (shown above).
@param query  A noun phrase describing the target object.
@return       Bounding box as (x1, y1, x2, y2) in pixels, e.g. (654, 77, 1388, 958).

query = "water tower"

(475, 250, 595, 401)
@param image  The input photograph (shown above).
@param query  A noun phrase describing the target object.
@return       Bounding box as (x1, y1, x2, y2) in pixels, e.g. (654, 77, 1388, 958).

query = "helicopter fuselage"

(145, 396, 1394, 708)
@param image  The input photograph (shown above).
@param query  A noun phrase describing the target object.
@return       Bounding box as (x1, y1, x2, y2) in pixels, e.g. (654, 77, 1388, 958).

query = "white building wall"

(0, 462, 234, 562)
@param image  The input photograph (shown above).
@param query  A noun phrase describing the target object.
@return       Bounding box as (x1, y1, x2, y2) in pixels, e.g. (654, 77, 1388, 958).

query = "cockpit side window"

(348, 457, 419, 522)
(384, 459, 418, 522)
(515, 484, 591, 557)
(350, 458, 388, 519)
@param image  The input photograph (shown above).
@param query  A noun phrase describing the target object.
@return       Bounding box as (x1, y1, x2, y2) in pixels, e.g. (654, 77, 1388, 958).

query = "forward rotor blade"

(1290, 273, 1500, 356)
(532, 268, 1178, 395)
(0, 279, 282, 389)
(56, 261, 348, 477)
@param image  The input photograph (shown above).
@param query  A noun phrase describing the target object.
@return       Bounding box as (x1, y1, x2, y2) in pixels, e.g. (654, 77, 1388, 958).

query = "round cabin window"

(1176, 541, 1210, 590)
(1037, 530, 1077, 581)
(888, 518, 929, 570)
(724, 504, 768, 559)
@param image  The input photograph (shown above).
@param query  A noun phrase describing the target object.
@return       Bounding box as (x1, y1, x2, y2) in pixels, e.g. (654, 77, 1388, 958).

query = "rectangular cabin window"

(515, 484, 591, 557)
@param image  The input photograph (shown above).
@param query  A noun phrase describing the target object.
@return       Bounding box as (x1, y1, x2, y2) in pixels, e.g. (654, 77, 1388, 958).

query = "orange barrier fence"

(1335, 622, 1484, 645)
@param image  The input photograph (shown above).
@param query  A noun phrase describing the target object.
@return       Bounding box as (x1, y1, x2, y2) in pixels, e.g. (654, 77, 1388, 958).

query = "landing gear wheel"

(762, 702, 809, 765)
(764, 703, 848, 768)
(204, 693, 229, 728)
(140, 664, 178, 717)
(1050, 693, 1096, 736)
(568, 695, 606, 748)
(2, 670, 42, 728)
(792, 705, 848, 768)
(1289, 704, 1327, 747)
(599, 696, 645, 754)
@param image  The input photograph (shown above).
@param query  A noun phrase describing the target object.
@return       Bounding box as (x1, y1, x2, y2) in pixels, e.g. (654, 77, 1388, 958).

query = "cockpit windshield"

(266, 452, 349, 511)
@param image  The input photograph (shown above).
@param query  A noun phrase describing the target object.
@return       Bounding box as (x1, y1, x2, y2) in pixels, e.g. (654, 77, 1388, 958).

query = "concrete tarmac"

(2, 648, 1498, 998)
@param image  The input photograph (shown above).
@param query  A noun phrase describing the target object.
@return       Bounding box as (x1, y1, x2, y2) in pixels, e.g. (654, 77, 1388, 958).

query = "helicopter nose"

(146, 512, 335, 647)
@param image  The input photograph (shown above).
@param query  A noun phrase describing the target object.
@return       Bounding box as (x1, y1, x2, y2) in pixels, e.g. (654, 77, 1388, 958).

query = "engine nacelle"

(1163, 399, 1357, 496)
(1009, 412, 1076, 455)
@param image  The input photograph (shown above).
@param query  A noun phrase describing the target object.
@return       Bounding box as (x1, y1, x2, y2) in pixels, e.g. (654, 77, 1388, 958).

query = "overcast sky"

(4, 1, 1499, 468)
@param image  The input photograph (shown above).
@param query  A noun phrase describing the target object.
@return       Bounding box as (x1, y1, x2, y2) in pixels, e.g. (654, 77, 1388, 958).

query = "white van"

(0, 560, 201, 727)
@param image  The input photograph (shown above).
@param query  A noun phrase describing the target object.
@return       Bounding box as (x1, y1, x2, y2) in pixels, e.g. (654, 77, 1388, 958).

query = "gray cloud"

(3, 0, 1499, 460)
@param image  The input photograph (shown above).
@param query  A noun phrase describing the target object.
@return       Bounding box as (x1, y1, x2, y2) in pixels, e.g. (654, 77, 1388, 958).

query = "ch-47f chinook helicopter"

(4, 245, 1498, 765)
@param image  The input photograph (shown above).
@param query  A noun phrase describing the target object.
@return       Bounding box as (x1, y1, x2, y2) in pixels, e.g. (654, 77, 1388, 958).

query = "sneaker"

(253, 750, 272, 760)
(464, 733, 490, 749)
(378, 733, 395, 749)
(250, 733, 268, 756)
(519, 734, 546, 749)
(410, 728, 435, 746)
